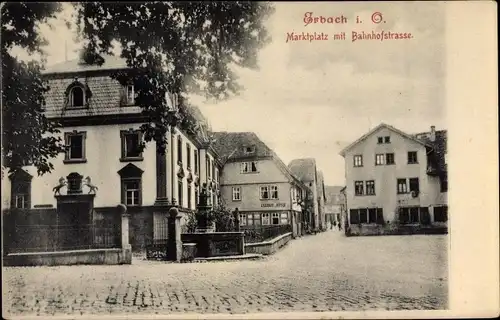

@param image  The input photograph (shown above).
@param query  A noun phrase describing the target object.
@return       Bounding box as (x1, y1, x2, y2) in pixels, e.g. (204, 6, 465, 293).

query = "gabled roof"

(211, 132, 274, 163)
(339, 123, 432, 157)
(211, 132, 306, 188)
(43, 54, 129, 75)
(316, 170, 327, 201)
(288, 158, 317, 182)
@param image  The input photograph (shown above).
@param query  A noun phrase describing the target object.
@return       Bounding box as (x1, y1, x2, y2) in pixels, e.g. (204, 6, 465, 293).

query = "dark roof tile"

(211, 132, 274, 162)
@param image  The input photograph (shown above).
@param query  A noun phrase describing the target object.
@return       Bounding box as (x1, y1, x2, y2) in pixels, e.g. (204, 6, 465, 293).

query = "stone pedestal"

(166, 207, 182, 262)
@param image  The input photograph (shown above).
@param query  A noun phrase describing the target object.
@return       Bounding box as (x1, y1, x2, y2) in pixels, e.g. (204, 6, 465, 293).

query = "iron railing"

(5, 224, 121, 254)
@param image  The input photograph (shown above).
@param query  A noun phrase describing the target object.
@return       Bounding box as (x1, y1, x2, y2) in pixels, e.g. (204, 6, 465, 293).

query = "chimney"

(430, 126, 436, 142)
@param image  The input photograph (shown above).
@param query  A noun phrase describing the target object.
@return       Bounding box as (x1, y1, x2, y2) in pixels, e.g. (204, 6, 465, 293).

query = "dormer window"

(244, 146, 256, 154)
(126, 85, 135, 105)
(70, 86, 85, 107)
(65, 79, 91, 109)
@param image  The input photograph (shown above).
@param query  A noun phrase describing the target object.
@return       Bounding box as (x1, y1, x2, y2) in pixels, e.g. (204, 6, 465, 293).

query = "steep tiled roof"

(325, 186, 344, 205)
(43, 75, 141, 119)
(288, 158, 316, 182)
(414, 130, 447, 173)
(43, 55, 128, 75)
(211, 132, 274, 163)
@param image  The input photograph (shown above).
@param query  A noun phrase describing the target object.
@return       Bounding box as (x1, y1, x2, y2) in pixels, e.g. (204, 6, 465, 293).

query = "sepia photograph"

(1, 1, 497, 319)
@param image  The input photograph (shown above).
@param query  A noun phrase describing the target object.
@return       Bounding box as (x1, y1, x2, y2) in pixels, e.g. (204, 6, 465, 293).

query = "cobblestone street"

(3, 231, 448, 317)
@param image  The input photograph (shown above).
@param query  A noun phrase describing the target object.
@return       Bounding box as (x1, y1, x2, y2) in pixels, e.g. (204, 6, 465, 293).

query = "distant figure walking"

(338, 221, 342, 231)
(332, 220, 337, 230)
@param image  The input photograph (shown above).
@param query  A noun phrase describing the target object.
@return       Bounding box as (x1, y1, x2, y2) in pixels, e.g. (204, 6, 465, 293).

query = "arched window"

(70, 86, 85, 107)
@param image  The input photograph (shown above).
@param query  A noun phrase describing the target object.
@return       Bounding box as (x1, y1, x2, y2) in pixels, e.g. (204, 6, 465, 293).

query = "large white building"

(2, 55, 222, 250)
(339, 123, 448, 235)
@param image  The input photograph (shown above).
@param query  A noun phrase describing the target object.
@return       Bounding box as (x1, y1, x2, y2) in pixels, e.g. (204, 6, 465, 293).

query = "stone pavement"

(2, 231, 448, 317)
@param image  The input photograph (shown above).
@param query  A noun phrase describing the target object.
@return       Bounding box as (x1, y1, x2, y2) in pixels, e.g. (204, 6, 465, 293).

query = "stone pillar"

(118, 204, 132, 264)
(166, 207, 182, 262)
(166, 129, 173, 204)
(170, 130, 178, 205)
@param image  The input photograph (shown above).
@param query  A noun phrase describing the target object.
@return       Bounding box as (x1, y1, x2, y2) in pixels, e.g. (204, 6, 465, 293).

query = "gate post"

(118, 204, 132, 264)
(166, 207, 182, 262)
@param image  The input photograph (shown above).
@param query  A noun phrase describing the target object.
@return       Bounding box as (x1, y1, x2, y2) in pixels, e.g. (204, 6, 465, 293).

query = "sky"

(16, 2, 446, 186)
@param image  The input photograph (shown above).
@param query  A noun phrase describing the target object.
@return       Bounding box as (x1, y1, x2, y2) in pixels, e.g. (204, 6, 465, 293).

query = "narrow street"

(3, 231, 448, 316)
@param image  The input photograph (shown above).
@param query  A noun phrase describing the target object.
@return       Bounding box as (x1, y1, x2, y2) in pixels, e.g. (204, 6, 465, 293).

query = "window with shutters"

(64, 131, 87, 163)
(10, 170, 32, 209)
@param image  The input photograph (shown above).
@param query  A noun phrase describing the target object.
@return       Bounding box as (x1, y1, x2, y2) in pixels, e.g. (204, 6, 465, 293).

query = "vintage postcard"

(1, 1, 498, 319)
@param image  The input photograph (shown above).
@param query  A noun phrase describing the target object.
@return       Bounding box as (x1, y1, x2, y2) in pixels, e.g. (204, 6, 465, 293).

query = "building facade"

(288, 158, 327, 232)
(324, 186, 346, 227)
(2, 55, 222, 250)
(212, 132, 308, 237)
(339, 123, 448, 235)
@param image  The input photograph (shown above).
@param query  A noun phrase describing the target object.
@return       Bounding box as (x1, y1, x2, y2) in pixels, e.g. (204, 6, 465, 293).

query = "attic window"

(126, 85, 135, 105)
(70, 86, 85, 107)
(244, 146, 255, 154)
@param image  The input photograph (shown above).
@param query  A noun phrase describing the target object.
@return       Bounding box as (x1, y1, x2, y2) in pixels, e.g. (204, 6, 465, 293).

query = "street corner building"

(1, 55, 223, 253)
(210, 132, 309, 238)
(339, 123, 448, 236)
(287, 158, 327, 233)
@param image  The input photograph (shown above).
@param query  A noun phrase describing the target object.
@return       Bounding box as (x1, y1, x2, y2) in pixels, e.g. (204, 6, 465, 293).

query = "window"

(368, 208, 377, 223)
(10, 171, 32, 209)
(244, 146, 255, 154)
(375, 154, 385, 165)
(239, 213, 247, 226)
(70, 86, 85, 107)
(178, 179, 183, 206)
(194, 150, 199, 174)
(434, 206, 448, 222)
(408, 151, 418, 164)
(120, 130, 142, 161)
(350, 209, 360, 224)
(177, 136, 182, 164)
(232, 187, 241, 201)
(260, 186, 270, 199)
(384, 136, 391, 143)
(206, 156, 211, 179)
(385, 153, 394, 165)
(354, 181, 364, 196)
(249, 213, 261, 226)
(377, 137, 383, 144)
(353, 155, 363, 167)
(64, 131, 86, 163)
(126, 85, 135, 105)
(365, 180, 375, 195)
(118, 163, 143, 206)
(241, 161, 258, 173)
(359, 208, 368, 223)
(270, 185, 279, 199)
(215, 168, 219, 183)
(272, 212, 280, 225)
(350, 208, 384, 224)
(187, 185, 192, 209)
(440, 175, 448, 192)
(262, 213, 270, 225)
(409, 207, 419, 223)
(409, 178, 420, 193)
(124, 180, 141, 206)
(186, 144, 191, 169)
(280, 212, 288, 224)
(398, 207, 431, 224)
(397, 178, 408, 194)
(195, 189, 199, 206)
